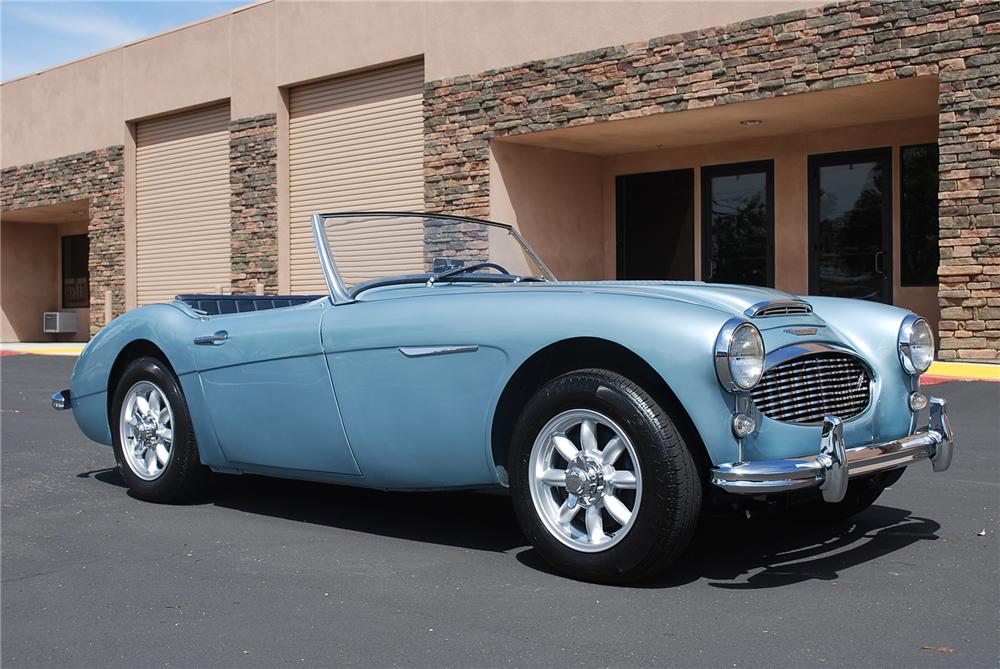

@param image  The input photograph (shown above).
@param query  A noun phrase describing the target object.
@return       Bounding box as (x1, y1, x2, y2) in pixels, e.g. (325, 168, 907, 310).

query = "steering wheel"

(433, 261, 511, 283)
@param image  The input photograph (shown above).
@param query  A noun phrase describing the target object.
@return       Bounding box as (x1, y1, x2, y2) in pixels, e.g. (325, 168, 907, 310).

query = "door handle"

(194, 330, 228, 346)
(874, 251, 885, 276)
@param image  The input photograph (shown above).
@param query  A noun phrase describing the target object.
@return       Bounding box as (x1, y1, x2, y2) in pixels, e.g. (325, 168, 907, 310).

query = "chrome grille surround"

(745, 299, 813, 318)
(751, 348, 872, 425)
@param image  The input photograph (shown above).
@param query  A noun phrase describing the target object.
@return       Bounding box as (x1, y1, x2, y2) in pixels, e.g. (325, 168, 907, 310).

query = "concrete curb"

(0, 344, 87, 357)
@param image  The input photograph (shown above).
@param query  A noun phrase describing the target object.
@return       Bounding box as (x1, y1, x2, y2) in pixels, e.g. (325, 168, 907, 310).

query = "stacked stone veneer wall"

(229, 114, 279, 294)
(1, 147, 125, 336)
(423, 218, 489, 270)
(424, 0, 1000, 360)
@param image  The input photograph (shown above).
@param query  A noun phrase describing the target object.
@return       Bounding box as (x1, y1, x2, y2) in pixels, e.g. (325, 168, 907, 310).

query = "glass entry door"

(809, 148, 892, 303)
(701, 160, 774, 287)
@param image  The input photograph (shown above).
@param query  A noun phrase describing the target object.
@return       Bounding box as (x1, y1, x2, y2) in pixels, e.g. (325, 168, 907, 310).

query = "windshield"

(315, 212, 555, 295)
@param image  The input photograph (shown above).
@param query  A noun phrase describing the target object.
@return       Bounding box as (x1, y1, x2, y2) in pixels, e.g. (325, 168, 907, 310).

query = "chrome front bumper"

(711, 397, 954, 503)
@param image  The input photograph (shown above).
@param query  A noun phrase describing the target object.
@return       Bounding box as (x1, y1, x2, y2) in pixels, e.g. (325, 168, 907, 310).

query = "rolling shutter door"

(135, 103, 231, 304)
(289, 60, 424, 291)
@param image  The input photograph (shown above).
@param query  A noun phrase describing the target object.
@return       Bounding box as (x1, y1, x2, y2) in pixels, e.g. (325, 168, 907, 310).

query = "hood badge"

(784, 327, 818, 336)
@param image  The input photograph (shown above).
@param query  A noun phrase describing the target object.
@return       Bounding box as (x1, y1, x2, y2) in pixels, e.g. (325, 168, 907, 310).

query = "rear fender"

(69, 304, 229, 468)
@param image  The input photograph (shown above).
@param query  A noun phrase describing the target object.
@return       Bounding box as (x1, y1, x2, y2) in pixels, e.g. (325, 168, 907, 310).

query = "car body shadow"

(83, 468, 939, 586)
(212, 473, 528, 552)
(518, 504, 941, 588)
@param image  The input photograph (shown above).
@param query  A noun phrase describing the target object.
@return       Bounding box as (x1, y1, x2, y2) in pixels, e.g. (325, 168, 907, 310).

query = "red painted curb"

(920, 375, 998, 385)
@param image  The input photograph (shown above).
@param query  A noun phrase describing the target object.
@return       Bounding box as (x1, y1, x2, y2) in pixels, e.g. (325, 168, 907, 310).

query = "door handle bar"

(194, 330, 229, 346)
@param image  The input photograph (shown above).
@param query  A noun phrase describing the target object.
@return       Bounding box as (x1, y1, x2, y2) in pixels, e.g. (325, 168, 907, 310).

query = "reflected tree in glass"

(706, 171, 769, 286)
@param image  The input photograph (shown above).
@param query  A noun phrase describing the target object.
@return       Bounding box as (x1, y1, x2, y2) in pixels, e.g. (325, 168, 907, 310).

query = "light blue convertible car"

(54, 212, 954, 582)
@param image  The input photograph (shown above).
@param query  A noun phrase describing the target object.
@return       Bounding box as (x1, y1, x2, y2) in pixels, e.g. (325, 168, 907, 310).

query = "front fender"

(482, 293, 740, 468)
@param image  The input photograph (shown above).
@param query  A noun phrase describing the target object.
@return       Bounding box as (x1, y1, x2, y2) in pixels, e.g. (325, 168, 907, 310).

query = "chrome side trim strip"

(399, 345, 480, 358)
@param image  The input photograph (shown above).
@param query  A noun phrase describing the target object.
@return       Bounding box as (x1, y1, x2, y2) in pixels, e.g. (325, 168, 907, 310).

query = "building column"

(229, 114, 279, 295)
(936, 54, 1000, 361)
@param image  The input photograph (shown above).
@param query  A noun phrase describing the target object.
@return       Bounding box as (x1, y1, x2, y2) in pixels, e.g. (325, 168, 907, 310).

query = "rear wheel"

(111, 356, 209, 502)
(509, 369, 700, 583)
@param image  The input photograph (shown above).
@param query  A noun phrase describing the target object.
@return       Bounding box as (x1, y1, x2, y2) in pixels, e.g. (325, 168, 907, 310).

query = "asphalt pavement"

(2, 354, 998, 668)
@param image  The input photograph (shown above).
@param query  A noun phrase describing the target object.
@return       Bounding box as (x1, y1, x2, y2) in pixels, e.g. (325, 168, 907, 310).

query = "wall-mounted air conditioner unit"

(43, 312, 78, 334)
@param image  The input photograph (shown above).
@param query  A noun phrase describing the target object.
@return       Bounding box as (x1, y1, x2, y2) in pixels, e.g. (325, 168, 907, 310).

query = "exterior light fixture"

(732, 413, 756, 438)
(740, 119, 762, 126)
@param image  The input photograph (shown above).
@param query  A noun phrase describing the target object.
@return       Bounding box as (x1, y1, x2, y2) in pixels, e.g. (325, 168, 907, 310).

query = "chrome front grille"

(751, 352, 871, 425)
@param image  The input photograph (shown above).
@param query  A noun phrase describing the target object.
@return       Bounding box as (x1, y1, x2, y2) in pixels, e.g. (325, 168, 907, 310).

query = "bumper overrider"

(711, 397, 954, 503)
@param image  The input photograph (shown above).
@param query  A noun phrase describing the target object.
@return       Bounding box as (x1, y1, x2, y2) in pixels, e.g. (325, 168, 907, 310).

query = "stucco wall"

(0, 218, 90, 342)
(490, 143, 605, 280)
(1, 221, 58, 341)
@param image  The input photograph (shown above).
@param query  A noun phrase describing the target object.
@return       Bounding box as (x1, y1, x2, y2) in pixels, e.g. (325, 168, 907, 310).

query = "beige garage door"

(136, 103, 231, 305)
(289, 59, 424, 292)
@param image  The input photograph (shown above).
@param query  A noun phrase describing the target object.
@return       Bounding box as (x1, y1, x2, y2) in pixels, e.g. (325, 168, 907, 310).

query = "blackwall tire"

(509, 369, 700, 583)
(111, 356, 209, 503)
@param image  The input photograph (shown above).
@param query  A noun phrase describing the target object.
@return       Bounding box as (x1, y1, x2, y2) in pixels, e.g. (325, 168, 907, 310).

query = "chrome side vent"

(745, 299, 813, 318)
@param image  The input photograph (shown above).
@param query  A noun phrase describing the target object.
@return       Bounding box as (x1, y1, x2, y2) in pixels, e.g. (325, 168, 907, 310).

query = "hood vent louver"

(745, 299, 813, 318)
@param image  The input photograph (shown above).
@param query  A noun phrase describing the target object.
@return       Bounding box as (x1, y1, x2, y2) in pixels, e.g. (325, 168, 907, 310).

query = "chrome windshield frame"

(311, 211, 556, 305)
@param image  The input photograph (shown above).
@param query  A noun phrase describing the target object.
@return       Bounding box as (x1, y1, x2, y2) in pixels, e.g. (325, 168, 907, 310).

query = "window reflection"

(901, 144, 939, 287)
(703, 162, 772, 287)
(816, 160, 887, 300)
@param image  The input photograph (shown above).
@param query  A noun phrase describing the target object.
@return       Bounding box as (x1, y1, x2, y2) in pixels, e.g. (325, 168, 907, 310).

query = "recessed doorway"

(615, 169, 695, 280)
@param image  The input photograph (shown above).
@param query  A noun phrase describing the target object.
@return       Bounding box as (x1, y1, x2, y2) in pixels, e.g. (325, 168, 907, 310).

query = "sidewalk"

(921, 360, 1000, 384)
(2, 342, 998, 382)
(0, 343, 87, 357)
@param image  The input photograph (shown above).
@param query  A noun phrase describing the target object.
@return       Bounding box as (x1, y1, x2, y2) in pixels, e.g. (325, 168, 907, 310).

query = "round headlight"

(715, 320, 765, 391)
(898, 315, 934, 374)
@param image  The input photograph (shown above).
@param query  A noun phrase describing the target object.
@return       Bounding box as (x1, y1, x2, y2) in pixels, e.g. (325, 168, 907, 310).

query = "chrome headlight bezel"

(898, 314, 934, 375)
(714, 318, 765, 392)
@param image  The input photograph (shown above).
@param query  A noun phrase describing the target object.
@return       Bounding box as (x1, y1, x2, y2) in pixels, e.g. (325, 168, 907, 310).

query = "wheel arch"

(106, 339, 178, 426)
(490, 337, 711, 481)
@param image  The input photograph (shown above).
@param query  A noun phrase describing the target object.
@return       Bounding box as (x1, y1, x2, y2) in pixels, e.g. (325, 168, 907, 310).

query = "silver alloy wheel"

(528, 409, 642, 552)
(119, 380, 174, 481)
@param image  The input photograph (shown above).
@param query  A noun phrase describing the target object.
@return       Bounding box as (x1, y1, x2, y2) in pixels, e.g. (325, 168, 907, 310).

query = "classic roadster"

(54, 212, 954, 582)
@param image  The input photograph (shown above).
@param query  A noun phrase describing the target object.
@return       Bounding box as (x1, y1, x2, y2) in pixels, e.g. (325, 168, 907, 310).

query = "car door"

(319, 290, 510, 488)
(192, 302, 361, 476)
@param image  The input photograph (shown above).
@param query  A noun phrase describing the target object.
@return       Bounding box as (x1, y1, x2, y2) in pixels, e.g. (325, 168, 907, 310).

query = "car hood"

(537, 281, 813, 322)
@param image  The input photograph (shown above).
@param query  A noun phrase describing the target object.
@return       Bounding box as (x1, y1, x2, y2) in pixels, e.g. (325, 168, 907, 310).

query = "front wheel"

(111, 356, 209, 503)
(509, 369, 701, 583)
